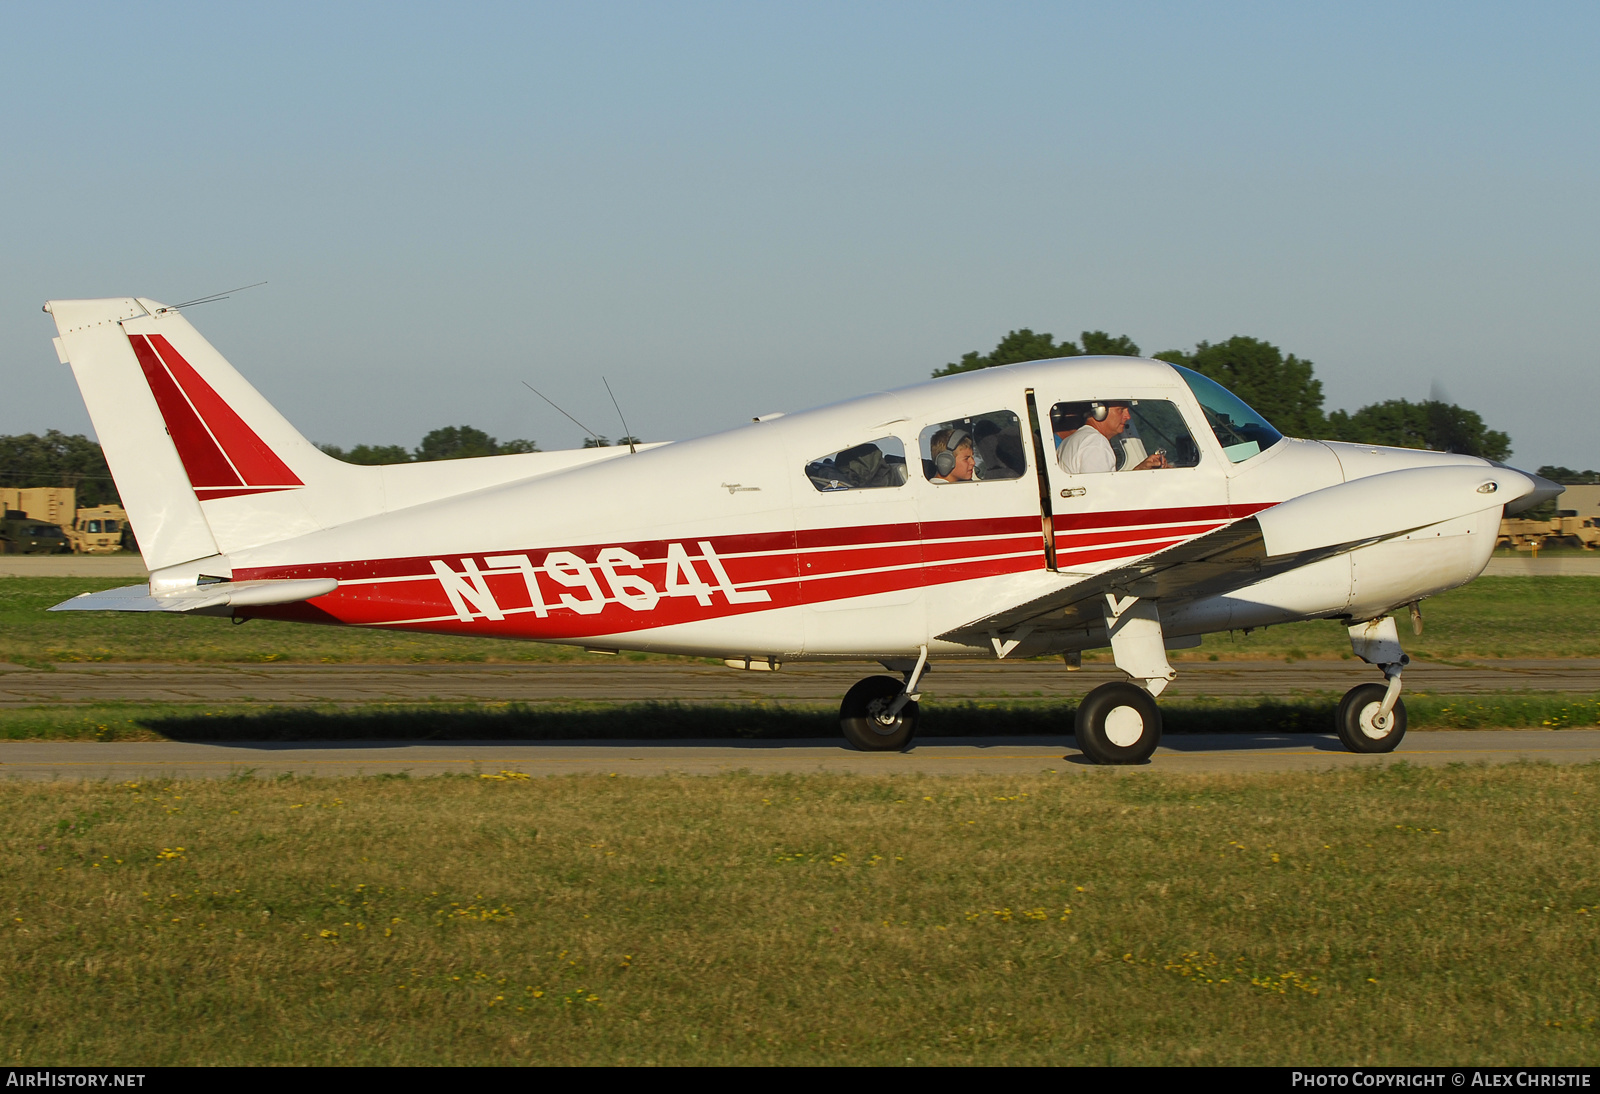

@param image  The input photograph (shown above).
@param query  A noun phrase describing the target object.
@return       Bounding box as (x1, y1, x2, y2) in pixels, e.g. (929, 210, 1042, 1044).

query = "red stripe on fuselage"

(234, 503, 1270, 639)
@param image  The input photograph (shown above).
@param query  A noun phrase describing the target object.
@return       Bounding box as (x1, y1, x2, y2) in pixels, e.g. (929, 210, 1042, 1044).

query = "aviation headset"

(933, 428, 972, 477)
(1087, 400, 1134, 422)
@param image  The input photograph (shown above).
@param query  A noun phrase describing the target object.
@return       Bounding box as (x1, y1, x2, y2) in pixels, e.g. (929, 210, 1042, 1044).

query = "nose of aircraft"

(1494, 463, 1564, 514)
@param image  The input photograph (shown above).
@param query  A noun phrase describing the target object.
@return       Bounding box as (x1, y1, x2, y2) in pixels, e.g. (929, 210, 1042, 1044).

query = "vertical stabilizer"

(46, 298, 221, 572)
(45, 297, 381, 573)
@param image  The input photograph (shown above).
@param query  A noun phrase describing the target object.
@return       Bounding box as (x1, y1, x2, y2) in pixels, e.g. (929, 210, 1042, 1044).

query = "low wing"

(944, 516, 1277, 641)
(943, 463, 1532, 643)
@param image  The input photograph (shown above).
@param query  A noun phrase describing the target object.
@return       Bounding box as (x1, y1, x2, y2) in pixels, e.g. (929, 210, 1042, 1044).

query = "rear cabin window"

(1049, 400, 1200, 474)
(918, 411, 1026, 484)
(805, 436, 908, 491)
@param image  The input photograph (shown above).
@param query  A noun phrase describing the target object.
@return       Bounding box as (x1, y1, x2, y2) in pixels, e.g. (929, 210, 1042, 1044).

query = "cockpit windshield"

(1173, 365, 1283, 463)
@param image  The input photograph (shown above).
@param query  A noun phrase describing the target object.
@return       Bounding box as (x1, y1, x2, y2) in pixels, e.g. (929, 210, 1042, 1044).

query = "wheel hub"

(1103, 705, 1144, 747)
(1357, 702, 1390, 739)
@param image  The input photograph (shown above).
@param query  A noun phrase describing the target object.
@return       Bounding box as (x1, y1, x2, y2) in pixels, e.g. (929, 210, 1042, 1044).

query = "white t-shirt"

(1056, 427, 1117, 474)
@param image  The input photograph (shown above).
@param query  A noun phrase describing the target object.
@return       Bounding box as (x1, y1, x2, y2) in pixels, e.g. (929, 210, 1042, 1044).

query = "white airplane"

(43, 296, 1560, 763)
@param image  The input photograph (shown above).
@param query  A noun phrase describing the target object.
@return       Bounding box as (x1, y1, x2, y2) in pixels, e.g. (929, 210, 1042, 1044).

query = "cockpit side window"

(1049, 399, 1199, 473)
(1172, 365, 1283, 462)
(918, 411, 1026, 484)
(805, 436, 909, 492)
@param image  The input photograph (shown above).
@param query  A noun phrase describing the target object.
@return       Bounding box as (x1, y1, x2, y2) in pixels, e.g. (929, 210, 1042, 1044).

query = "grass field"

(4, 693, 1599, 742)
(2, 765, 1596, 1065)
(6, 576, 1600, 665)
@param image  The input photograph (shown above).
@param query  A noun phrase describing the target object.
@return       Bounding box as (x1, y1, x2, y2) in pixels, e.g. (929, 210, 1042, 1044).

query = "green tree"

(1154, 337, 1326, 438)
(932, 329, 1141, 378)
(1535, 466, 1600, 485)
(414, 426, 539, 461)
(1324, 400, 1511, 461)
(0, 431, 119, 506)
(1079, 331, 1142, 356)
(318, 443, 413, 465)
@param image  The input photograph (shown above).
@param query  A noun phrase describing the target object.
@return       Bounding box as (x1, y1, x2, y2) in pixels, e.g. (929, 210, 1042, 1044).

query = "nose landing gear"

(1338, 617, 1409, 753)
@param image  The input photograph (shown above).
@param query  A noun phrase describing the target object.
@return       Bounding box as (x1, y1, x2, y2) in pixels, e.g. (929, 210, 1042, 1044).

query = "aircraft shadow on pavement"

(139, 699, 1343, 747)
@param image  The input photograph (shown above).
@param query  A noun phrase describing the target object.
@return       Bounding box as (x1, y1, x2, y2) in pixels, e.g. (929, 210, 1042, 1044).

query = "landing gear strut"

(839, 646, 926, 751)
(1338, 617, 1409, 754)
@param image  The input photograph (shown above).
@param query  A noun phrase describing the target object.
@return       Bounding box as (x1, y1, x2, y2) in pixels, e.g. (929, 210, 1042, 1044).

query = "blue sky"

(4, 2, 1596, 466)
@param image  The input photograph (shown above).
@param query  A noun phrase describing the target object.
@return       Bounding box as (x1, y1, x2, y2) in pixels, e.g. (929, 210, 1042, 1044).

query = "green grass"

(2, 765, 1596, 1065)
(8, 575, 1600, 665)
(5, 693, 1598, 742)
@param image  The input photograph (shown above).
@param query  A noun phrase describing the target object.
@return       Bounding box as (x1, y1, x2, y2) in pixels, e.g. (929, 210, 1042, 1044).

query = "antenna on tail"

(154, 281, 269, 314)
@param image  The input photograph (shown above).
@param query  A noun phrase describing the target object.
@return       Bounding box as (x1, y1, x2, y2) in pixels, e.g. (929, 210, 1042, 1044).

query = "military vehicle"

(1496, 512, 1600, 551)
(67, 504, 130, 554)
(0, 510, 71, 554)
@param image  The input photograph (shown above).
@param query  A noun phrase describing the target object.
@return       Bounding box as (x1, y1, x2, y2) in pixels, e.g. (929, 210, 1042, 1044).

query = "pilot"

(1057, 401, 1168, 474)
(928, 428, 976, 483)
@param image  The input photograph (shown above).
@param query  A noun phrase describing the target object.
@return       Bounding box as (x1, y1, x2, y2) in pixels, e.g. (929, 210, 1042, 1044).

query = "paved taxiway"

(4, 658, 1600, 708)
(2, 730, 1598, 779)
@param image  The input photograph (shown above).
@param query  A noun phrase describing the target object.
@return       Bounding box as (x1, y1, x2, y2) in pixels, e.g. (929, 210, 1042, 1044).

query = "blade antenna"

(156, 281, 269, 314)
(521, 381, 603, 445)
(602, 376, 637, 454)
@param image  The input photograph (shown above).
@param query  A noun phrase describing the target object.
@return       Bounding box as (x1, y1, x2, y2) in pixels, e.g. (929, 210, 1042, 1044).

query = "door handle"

(1059, 487, 1087, 498)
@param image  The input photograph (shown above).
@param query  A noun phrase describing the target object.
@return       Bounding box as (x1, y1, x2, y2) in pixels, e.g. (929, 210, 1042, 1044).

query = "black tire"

(1335, 683, 1407, 753)
(1074, 682, 1161, 765)
(839, 675, 918, 751)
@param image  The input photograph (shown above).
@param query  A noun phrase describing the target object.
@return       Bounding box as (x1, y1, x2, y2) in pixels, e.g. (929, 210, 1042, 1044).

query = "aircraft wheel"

(1335, 683, 1407, 753)
(839, 675, 918, 752)
(1074, 682, 1161, 765)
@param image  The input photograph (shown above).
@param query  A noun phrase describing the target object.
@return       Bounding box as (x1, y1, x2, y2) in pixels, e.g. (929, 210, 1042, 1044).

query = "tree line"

(316, 425, 648, 464)
(935, 328, 1517, 462)
(317, 425, 541, 465)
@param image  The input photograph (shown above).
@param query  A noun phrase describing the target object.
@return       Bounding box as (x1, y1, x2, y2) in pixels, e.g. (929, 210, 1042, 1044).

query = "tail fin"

(47, 296, 607, 580)
(46, 297, 358, 573)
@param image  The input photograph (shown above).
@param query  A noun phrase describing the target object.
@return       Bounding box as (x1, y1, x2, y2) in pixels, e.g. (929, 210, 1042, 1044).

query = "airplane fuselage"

(209, 359, 1497, 663)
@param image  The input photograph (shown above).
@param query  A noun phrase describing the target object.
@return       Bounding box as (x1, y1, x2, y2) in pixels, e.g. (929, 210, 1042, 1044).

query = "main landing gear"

(1074, 681, 1162, 765)
(1071, 595, 1174, 764)
(1337, 616, 1410, 753)
(839, 647, 926, 751)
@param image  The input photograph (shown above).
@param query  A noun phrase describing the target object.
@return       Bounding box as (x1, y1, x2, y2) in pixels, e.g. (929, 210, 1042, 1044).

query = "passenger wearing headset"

(928, 428, 976, 483)
(1057, 401, 1168, 474)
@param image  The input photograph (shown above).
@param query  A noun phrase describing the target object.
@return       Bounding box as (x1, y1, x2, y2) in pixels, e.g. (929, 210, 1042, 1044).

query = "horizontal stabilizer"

(50, 578, 338, 615)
